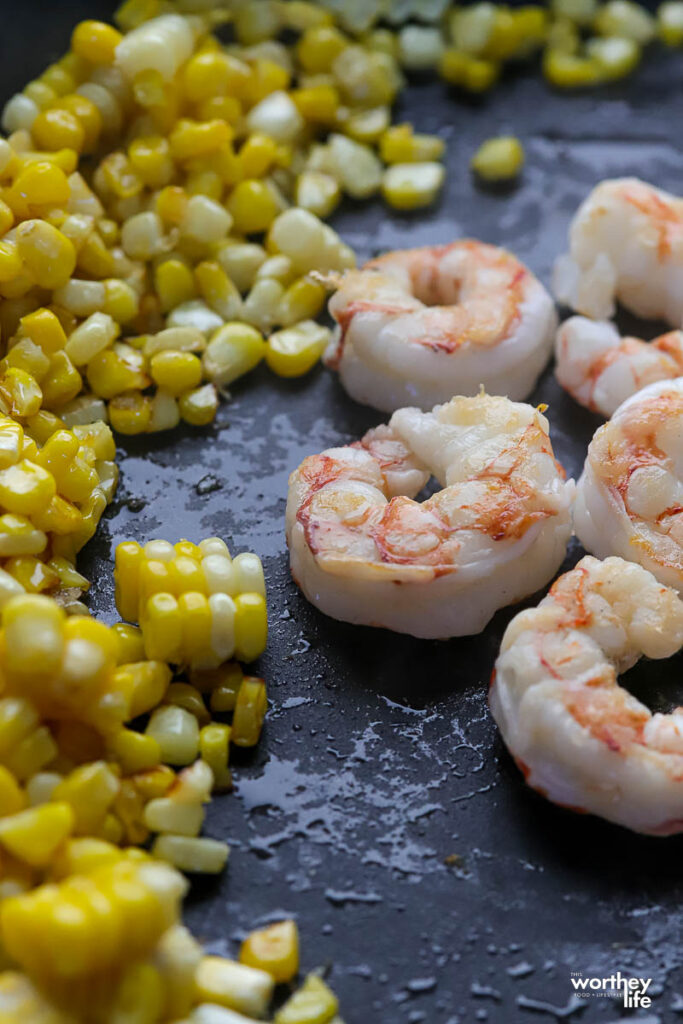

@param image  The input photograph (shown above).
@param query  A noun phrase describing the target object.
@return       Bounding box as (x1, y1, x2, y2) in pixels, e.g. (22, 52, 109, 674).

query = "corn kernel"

(0, 802, 74, 867)
(178, 384, 218, 427)
(15, 220, 76, 289)
(196, 957, 274, 1018)
(275, 974, 339, 1024)
(72, 20, 123, 64)
(232, 676, 267, 747)
(471, 135, 525, 181)
(266, 320, 330, 377)
(108, 391, 152, 434)
(240, 920, 299, 983)
(226, 179, 280, 234)
(152, 834, 229, 874)
(31, 108, 85, 153)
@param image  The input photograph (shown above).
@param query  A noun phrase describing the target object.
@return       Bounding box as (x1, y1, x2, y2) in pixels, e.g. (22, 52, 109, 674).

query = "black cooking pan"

(3, 3, 683, 1021)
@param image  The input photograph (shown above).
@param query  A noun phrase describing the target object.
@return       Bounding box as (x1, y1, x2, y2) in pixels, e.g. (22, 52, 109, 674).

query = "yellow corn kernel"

(659, 1, 683, 44)
(275, 974, 339, 1024)
(32, 108, 85, 153)
(166, 682, 210, 725)
(232, 676, 267, 748)
(24, 79, 58, 109)
(0, 514, 46, 557)
(0, 367, 42, 419)
(241, 920, 299, 983)
(112, 622, 145, 663)
(108, 391, 152, 434)
(132, 763, 174, 801)
(0, 419, 24, 468)
(41, 63, 76, 96)
(72, 20, 123, 64)
(279, 279, 327, 329)
(471, 135, 525, 181)
(0, 198, 13, 234)
(183, 51, 235, 101)
(199, 723, 231, 792)
(238, 133, 278, 179)
(195, 260, 242, 320)
(169, 119, 232, 162)
(177, 591, 212, 665)
(0, 239, 22, 283)
(15, 220, 76, 289)
(3, 556, 58, 593)
(47, 556, 89, 591)
(40, 352, 82, 410)
(0, 765, 26, 816)
(87, 346, 148, 399)
(291, 84, 340, 124)
(139, 556, 173, 606)
(55, 94, 102, 153)
(113, 660, 171, 719)
(194, 660, 242, 705)
(439, 49, 501, 91)
(141, 591, 182, 662)
(196, 94, 243, 125)
(196, 957, 275, 1018)
(383, 160, 446, 210)
(380, 123, 446, 164)
(226, 179, 280, 234)
(5, 725, 56, 782)
(20, 308, 67, 355)
(50, 837, 120, 879)
(542, 48, 603, 86)
(265, 321, 329, 378)
(52, 761, 119, 835)
(0, 460, 56, 516)
(0, 802, 74, 867)
(155, 185, 188, 227)
(155, 258, 196, 312)
(174, 383, 216, 429)
(297, 26, 348, 73)
(6, 161, 71, 217)
(4, 337, 50, 381)
(201, 322, 265, 388)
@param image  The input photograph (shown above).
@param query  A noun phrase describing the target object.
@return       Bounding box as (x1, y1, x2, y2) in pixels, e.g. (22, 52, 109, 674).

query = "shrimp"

(553, 178, 683, 323)
(285, 393, 573, 638)
(324, 241, 557, 414)
(555, 315, 683, 418)
(490, 555, 683, 834)
(574, 378, 683, 594)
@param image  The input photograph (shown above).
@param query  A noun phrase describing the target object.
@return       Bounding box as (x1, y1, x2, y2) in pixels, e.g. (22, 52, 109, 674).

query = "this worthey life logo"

(570, 971, 653, 1009)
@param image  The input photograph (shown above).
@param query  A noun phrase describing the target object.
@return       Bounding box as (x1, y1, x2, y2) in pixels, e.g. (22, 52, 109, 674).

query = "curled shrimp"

(490, 555, 683, 834)
(555, 315, 683, 418)
(553, 177, 683, 323)
(286, 393, 573, 638)
(575, 378, 683, 593)
(324, 241, 557, 414)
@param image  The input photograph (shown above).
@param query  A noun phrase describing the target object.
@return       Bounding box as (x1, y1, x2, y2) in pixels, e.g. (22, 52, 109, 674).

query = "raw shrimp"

(555, 315, 683, 418)
(490, 555, 683, 834)
(574, 379, 683, 593)
(553, 178, 683, 323)
(286, 393, 573, 638)
(324, 241, 557, 414)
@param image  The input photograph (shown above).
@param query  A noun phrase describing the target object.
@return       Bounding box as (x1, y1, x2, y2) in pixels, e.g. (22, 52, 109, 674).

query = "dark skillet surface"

(5, 5, 683, 1022)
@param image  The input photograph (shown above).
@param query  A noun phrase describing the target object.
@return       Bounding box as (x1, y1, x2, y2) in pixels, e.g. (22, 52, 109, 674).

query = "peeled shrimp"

(574, 379, 683, 593)
(286, 393, 573, 638)
(324, 241, 557, 414)
(553, 177, 683, 323)
(490, 555, 683, 834)
(555, 315, 683, 418)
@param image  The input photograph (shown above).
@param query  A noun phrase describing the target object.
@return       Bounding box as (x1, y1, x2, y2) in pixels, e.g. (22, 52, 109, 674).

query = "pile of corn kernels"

(0, 0, 681, 1021)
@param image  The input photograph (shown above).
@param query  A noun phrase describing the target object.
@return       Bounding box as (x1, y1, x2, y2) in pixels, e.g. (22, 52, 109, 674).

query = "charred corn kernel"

(20, 308, 66, 355)
(380, 124, 445, 164)
(52, 761, 119, 834)
(659, 1, 683, 44)
(275, 974, 339, 1024)
(114, 660, 171, 718)
(241, 920, 299, 984)
(595, 0, 656, 41)
(295, 171, 341, 219)
(31, 108, 85, 153)
(543, 48, 602, 86)
(144, 704, 197, 770)
(202, 322, 266, 388)
(15, 219, 76, 289)
(232, 676, 267, 748)
(72, 20, 123, 64)
(471, 135, 525, 181)
(155, 258, 196, 313)
(195, 260, 242, 320)
(226, 179, 280, 234)
(179, 383, 218, 427)
(0, 765, 26, 816)
(0, 460, 55, 516)
(109, 391, 152, 434)
(170, 119, 232, 162)
(196, 957, 275, 1018)
(266, 321, 330, 377)
(297, 26, 348, 73)
(585, 36, 641, 78)
(166, 682, 209, 725)
(64, 311, 118, 366)
(153, 834, 229, 874)
(199, 723, 231, 791)
(0, 802, 74, 867)
(382, 161, 445, 209)
(439, 49, 500, 91)
(181, 193, 233, 243)
(40, 352, 82, 410)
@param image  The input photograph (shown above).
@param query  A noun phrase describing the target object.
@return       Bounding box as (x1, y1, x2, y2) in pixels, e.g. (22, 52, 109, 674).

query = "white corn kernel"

(64, 313, 119, 367)
(181, 196, 233, 244)
(167, 300, 224, 335)
(146, 705, 200, 766)
(208, 593, 236, 663)
(232, 553, 266, 599)
(116, 14, 196, 81)
(152, 834, 229, 874)
(246, 91, 304, 143)
(2, 94, 39, 133)
(195, 958, 275, 1019)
